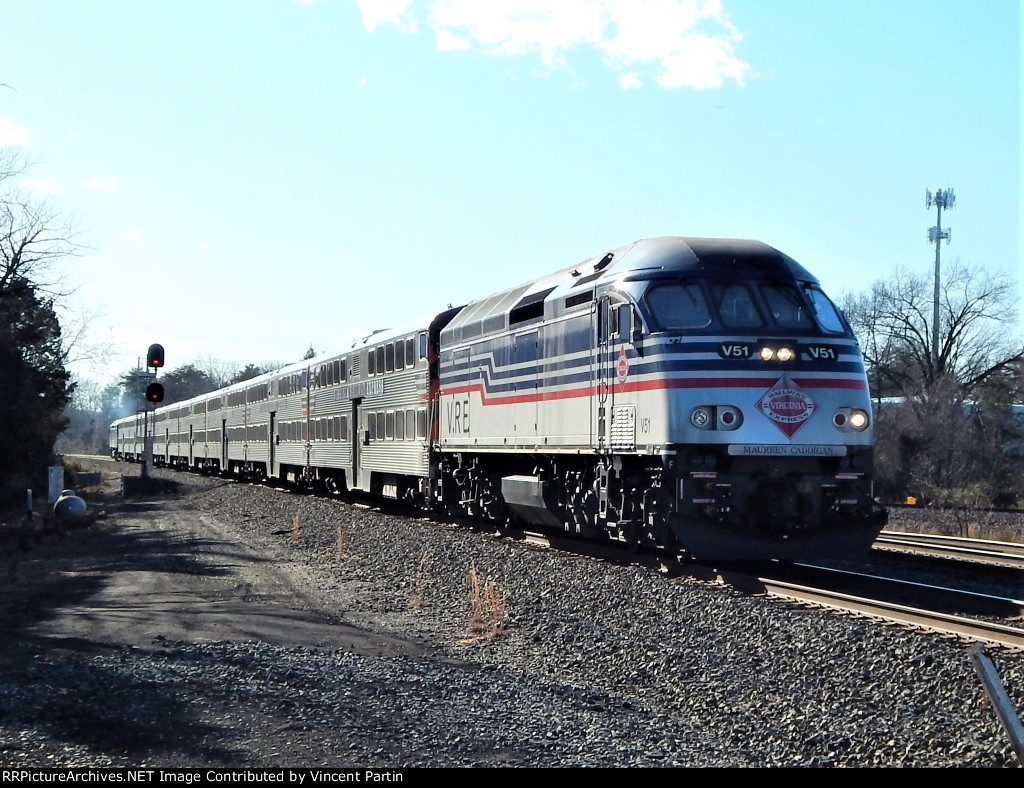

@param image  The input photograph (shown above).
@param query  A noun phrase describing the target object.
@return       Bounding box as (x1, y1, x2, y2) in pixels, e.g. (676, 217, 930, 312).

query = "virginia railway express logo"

(617, 348, 629, 383)
(756, 375, 816, 438)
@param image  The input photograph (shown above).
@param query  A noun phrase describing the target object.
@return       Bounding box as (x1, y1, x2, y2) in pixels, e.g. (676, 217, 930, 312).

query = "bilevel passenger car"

(111, 236, 888, 561)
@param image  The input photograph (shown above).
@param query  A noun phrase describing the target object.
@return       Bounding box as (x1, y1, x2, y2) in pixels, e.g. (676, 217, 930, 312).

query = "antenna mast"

(925, 187, 955, 370)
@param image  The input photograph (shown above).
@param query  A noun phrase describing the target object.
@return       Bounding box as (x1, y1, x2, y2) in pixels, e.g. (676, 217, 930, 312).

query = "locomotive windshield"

(644, 283, 711, 329)
(643, 280, 849, 335)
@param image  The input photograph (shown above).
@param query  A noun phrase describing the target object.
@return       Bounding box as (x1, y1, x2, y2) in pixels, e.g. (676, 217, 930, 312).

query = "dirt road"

(0, 473, 425, 664)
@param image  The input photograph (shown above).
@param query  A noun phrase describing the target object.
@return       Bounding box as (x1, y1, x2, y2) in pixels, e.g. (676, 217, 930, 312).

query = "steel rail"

(759, 576, 1024, 652)
(875, 531, 1024, 569)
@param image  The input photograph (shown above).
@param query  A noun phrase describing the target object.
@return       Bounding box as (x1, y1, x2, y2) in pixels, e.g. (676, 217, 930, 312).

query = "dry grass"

(409, 547, 432, 608)
(289, 511, 301, 543)
(335, 525, 345, 561)
(890, 503, 1024, 544)
(464, 563, 507, 640)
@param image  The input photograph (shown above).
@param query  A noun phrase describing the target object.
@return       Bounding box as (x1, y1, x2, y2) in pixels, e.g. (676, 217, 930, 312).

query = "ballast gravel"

(0, 464, 1021, 768)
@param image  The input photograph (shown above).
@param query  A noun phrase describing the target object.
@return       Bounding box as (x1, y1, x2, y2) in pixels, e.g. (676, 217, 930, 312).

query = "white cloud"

(20, 177, 64, 195)
(434, 27, 469, 51)
(122, 230, 144, 243)
(356, 0, 418, 32)
(82, 176, 120, 196)
(198, 241, 210, 252)
(619, 72, 642, 90)
(0, 113, 31, 145)
(355, 0, 751, 89)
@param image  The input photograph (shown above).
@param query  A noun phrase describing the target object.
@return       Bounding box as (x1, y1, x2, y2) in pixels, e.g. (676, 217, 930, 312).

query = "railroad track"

(495, 526, 1024, 652)
(752, 567, 1024, 653)
(875, 530, 1024, 570)
(74, 455, 1024, 652)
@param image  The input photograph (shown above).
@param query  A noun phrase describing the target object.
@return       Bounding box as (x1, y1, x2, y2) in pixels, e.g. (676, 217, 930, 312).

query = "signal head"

(145, 382, 165, 403)
(147, 343, 165, 368)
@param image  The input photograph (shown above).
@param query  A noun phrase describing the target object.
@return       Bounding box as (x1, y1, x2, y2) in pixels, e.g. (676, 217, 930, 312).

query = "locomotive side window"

(367, 349, 376, 376)
(375, 346, 385, 375)
(394, 340, 404, 371)
(645, 284, 711, 330)
(407, 337, 416, 366)
(395, 411, 405, 440)
(711, 283, 763, 328)
(805, 286, 848, 334)
(762, 284, 814, 330)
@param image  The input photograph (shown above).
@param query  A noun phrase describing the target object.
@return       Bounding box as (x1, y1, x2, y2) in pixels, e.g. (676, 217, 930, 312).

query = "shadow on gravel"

(0, 492, 255, 765)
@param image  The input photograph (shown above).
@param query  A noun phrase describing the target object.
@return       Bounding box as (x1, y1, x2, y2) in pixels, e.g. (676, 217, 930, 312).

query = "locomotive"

(110, 236, 888, 561)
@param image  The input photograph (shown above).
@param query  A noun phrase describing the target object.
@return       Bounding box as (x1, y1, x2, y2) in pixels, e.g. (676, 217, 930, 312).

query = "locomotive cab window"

(762, 284, 814, 330)
(711, 283, 764, 328)
(645, 283, 712, 330)
(805, 286, 849, 335)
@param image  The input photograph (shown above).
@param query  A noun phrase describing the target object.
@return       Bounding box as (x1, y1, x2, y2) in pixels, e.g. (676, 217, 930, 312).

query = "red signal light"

(147, 343, 165, 368)
(145, 382, 164, 403)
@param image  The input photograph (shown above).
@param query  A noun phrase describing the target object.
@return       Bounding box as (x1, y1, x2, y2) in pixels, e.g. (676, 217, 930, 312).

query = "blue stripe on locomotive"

(440, 330, 865, 397)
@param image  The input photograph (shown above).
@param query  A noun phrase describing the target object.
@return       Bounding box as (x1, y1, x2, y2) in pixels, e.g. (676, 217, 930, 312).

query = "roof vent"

(594, 252, 614, 271)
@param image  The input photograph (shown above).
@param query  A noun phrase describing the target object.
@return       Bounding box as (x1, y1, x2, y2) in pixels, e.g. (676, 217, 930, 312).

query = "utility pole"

(926, 188, 955, 371)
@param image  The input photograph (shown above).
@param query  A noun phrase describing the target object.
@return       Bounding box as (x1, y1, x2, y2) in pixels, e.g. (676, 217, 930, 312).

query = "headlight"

(717, 406, 742, 430)
(758, 344, 796, 361)
(690, 406, 743, 431)
(833, 407, 869, 431)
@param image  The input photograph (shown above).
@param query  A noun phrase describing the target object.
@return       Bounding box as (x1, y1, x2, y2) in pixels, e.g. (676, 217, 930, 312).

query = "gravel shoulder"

(0, 460, 1022, 768)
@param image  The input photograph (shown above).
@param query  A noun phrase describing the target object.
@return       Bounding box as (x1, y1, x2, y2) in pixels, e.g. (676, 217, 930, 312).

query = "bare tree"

(0, 147, 107, 370)
(840, 258, 1023, 399)
(190, 354, 245, 389)
(840, 258, 1024, 506)
(0, 149, 84, 299)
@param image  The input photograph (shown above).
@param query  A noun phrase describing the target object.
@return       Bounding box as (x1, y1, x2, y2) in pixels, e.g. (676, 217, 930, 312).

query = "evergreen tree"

(0, 277, 73, 501)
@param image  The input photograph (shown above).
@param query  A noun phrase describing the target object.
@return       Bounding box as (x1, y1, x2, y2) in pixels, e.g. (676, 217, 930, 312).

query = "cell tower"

(926, 187, 955, 367)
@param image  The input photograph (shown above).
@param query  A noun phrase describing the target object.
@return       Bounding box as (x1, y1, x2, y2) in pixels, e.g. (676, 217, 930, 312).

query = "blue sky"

(1, 0, 1020, 389)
